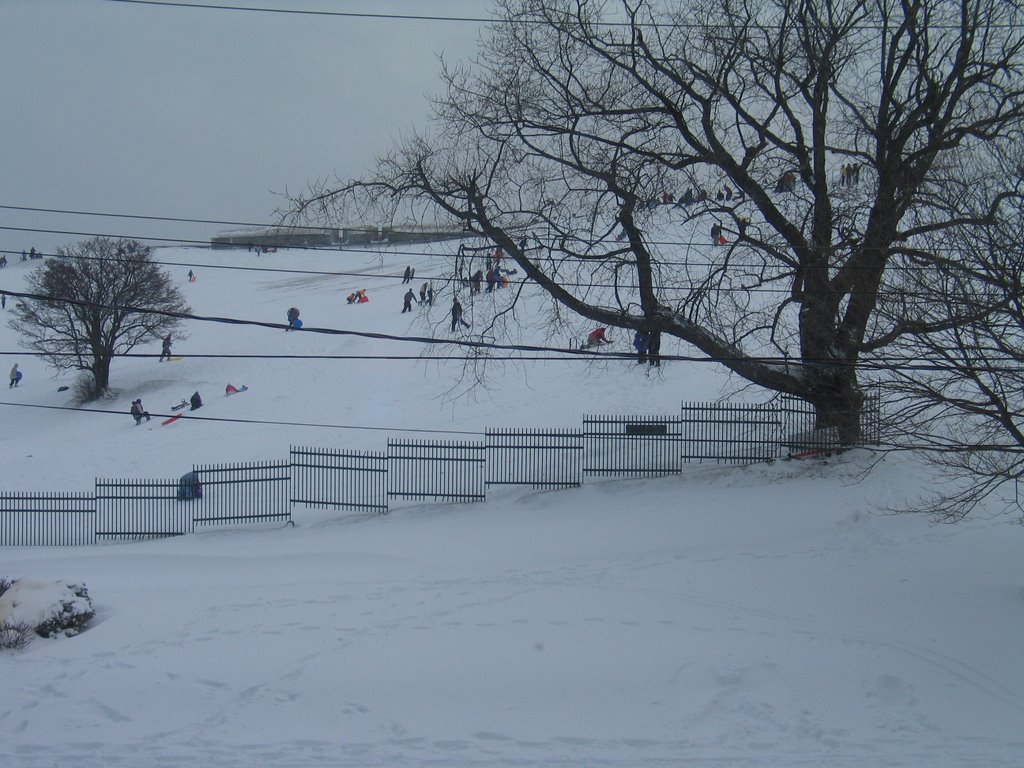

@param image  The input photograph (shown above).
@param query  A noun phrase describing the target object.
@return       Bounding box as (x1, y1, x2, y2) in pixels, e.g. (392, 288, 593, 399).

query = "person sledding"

(581, 327, 611, 349)
(189, 391, 203, 411)
(225, 383, 248, 396)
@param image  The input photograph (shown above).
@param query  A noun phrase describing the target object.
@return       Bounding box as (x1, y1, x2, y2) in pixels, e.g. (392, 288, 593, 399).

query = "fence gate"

(95, 478, 192, 541)
(485, 427, 583, 488)
(388, 438, 485, 503)
(0, 491, 96, 546)
(583, 415, 683, 477)
(290, 445, 388, 514)
(679, 401, 782, 463)
(193, 460, 291, 527)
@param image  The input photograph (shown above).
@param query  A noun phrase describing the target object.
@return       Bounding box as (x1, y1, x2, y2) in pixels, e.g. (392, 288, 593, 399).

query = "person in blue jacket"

(632, 331, 649, 364)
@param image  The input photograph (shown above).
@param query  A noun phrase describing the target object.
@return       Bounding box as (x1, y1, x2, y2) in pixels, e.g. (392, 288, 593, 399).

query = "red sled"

(162, 414, 184, 426)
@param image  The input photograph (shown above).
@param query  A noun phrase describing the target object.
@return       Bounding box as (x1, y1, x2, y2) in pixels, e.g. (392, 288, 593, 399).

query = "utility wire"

(0, 204, 332, 233)
(103, 0, 496, 23)
(100, 0, 1018, 31)
(2, 287, 1020, 373)
(0, 401, 484, 436)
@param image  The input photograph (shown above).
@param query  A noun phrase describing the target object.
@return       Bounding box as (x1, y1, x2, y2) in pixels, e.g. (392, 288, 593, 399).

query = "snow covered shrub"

(0, 579, 95, 644)
(34, 583, 95, 638)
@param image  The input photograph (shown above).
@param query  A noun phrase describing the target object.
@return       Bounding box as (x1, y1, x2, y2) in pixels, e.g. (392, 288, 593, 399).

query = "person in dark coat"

(451, 298, 470, 331)
(286, 307, 300, 330)
(647, 331, 662, 367)
(470, 270, 483, 294)
(190, 391, 203, 411)
(402, 265, 412, 284)
(419, 282, 428, 305)
(402, 289, 415, 313)
(159, 334, 172, 362)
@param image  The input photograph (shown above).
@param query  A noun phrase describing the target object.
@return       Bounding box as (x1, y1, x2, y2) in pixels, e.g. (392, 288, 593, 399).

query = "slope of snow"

(1, 243, 1022, 767)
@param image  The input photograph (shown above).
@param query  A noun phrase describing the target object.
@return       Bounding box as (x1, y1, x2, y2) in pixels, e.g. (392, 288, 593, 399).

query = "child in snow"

(9, 363, 21, 388)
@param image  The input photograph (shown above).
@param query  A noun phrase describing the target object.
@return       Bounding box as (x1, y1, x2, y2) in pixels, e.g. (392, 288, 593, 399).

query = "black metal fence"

(485, 428, 583, 488)
(95, 478, 192, 541)
(0, 491, 95, 546)
(680, 402, 783, 463)
(388, 438, 486, 503)
(290, 445, 387, 514)
(583, 415, 684, 477)
(1, 396, 885, 546)
(193, 460, 291, 527)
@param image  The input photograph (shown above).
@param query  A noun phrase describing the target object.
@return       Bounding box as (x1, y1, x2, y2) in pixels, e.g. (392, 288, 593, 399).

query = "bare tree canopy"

(8, 237, 190, 398)
(291, 0, 1024, 443)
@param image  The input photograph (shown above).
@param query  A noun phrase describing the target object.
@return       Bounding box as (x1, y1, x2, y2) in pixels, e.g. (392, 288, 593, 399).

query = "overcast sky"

(0, 0, 487, 257)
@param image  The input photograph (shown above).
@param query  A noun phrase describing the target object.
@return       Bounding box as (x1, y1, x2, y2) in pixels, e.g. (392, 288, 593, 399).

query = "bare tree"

(880, 177, 1024, 521)
(291, 0, 1024, 443)
(8, 238, 189, 398)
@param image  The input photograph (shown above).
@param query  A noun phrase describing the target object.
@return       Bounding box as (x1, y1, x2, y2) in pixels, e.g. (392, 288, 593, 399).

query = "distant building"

(210, 227, 338, 250)
(211, 224, 469, 250)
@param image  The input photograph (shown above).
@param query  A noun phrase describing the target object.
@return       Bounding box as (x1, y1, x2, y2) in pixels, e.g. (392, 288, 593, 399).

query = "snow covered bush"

(0, 579, 95, 648)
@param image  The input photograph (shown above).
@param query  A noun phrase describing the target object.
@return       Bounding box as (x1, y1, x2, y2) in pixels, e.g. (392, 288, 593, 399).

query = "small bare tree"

(8, 238, 189, 399)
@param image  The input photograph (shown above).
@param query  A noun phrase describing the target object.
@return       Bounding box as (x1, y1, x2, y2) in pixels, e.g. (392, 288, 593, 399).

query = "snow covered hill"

(1, 243, 1022, 767)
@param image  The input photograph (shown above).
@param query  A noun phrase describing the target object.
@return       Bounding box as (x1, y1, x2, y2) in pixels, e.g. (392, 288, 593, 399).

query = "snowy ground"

(1, 242, 1022, 767)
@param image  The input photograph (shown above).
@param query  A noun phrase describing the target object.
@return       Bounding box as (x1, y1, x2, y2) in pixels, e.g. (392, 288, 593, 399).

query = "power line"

(103, 0, 495, 23)
(0, 401, 484, 436)
(2, 285, 1020, 373)
(0, 204, 331, 233)
(100, 0, 1021, 31)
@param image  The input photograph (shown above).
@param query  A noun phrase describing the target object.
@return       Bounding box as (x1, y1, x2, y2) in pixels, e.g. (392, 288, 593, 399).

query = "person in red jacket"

(582, 327, 611, 348)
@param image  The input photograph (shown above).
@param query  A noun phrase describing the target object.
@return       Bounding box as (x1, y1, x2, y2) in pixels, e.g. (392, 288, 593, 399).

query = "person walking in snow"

(402, 265, 412, 284)
(419, 282, 428, 305)
(450, 298, 470, 332)
(470, 269, 483, 294)
(159, 334, 172, 362)
(402, 289, 415, 313)
(9, 363, 21, 388)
